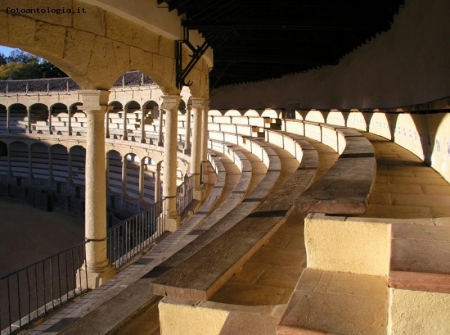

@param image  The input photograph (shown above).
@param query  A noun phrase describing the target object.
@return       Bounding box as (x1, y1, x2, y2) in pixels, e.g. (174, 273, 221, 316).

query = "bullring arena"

(0, 0, 450, 334)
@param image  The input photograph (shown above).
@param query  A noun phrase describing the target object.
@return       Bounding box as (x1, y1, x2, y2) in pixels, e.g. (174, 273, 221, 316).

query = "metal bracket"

(176, 26, 210, 89)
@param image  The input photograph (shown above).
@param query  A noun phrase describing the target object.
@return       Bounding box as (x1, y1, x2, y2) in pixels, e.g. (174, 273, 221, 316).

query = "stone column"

(122, 155, 128, 199)
(105, 105, 112, 139)
(158, 107, 164, 146)
(184, 105, 192, 154)
(141, 107, 146, 143)
(200, 100, 210, 184)
(27, 106, 32, 134)
(190, 98, 203, 200)
(123, 108, 128, 141)
(161, 95, 181, 232)
(362, 112, 372, 132)
(155, 162, 161, 203)
(68, 110, 72, 136)
(48, 107, 53, 134)
(6, 105, 10, 133)
(78, 90, 115, 289)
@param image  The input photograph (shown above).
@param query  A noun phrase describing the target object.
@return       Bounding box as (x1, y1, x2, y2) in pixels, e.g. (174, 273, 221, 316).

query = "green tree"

(0, 49, 67, 79)
(39, 60, 67, 78)
(0, 53, 6, 66)
(7, 50, 39, 64)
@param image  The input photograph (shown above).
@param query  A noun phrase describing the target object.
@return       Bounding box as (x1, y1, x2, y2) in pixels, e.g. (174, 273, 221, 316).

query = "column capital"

(203, 100, 210, 109)
(160, 95, 181, 111)
(79, 90, 110, 110)
(191, 97, 204, 109)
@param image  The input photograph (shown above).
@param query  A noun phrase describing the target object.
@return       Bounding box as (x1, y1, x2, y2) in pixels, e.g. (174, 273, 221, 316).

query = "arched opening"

(107, 150, 123, 195)
(30, 142, 49, 181)
(327, 110, 346, 126)
(224, 109, 242, 116)
(9, 141, 28, 179)
(261, 109, 278, 118)
(141, 156, 155, 204)
(48, 103, 68, 135)
(51, 144, 69, 184)
(124, 101, 141, 141)
(70, 104, 86, 136)
(9, 103, 27, 133)
(0, 141, 8, 176)
(142, 100, 160, 144)
(124, 153, 140, 200)
(347, 110, 367, 131)
(0, 104, 7, 133)
(244, 109, 260, 117)
(69, 146, 86, 186)
(29, 103, 49, 133)
(107, 101, 124, 139)
(305, 110, 325, 123)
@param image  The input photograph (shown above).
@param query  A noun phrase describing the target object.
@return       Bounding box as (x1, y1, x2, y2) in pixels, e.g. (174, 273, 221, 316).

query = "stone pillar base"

(194, 189, 203, 201)
(166, 216, 181, 232)
(77, 264, 116, 290)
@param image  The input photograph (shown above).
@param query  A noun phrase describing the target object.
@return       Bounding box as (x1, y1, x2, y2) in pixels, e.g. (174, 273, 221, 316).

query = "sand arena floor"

(0, 200, 84, 277)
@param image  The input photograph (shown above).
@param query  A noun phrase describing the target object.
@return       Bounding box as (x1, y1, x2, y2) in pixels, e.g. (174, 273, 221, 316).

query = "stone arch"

(224, 109, 242, 116)
(326, 110, 346, 126)
(141, 156, 155, 204)
(30, 142, 49, 180)
(0, 141, 7, 156)
(70, 145, 86, 186)
(50, 102, 68, 117)
(394, 113, 425, 161)
(107, 150, 123, 195)
(0, 9, 183, 92)
(9, 103, 27, 133)
(51, 144, 69, 183)
(123, 100, 140, 140)
(0, 104, 6, 132)
(9, 141, 29, 178)
(143, 100, 159, 121)
(305, 110, 325, 123)
(208, 109, 222, 116)
(369, 112, 392, 140)
(261, 109, 278, 118)
(294, 110, 305, 120)
(347, 110, 367, 131)
(0, 140, 7, 176)
(124, 152, 141, 200)
(244, 109, 260, 117)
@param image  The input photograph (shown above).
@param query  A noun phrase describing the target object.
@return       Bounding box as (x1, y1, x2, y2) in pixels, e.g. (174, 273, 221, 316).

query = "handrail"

(0, 241, 89, 335)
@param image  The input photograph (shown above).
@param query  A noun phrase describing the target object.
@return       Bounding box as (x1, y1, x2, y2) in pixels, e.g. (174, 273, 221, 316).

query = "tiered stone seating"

(149, 132, 317, 301)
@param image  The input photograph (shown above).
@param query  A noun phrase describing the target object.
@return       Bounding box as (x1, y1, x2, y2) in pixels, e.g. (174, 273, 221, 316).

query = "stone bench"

(149, 136, 318, 301)
(292, 123, 376, 215)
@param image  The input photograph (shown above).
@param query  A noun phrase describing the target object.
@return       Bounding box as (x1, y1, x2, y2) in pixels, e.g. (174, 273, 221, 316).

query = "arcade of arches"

(0, 0, 450, 334)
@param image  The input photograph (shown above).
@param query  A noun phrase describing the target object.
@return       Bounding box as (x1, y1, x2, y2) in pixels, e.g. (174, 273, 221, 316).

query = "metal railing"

(0, 242, 88, 335)
(107, 199, 165, 269)
(0, 174, 195, 333)
(176, 174, 194, 216)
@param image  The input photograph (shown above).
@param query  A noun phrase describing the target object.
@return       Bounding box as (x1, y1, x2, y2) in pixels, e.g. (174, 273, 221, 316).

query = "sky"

(0, 46, 19, 56)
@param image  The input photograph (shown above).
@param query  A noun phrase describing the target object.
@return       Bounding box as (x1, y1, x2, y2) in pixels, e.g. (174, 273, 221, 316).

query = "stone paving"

(362, 132, 450, 220)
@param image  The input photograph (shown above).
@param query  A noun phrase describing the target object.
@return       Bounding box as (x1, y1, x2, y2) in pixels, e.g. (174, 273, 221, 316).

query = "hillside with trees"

(0, 50, 67, 80)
